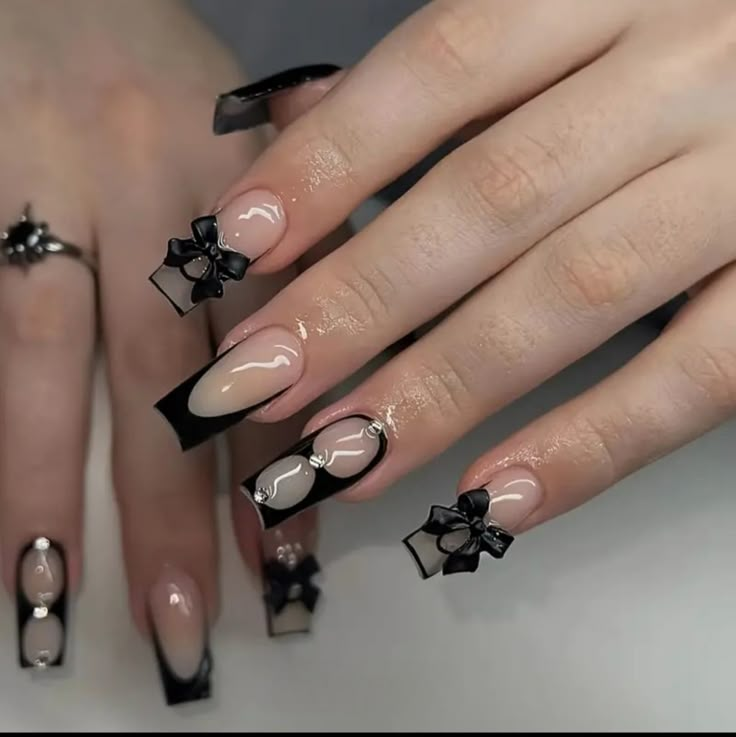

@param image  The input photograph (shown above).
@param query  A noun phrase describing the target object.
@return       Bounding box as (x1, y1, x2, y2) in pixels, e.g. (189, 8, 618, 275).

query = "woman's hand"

(160, 0, 736, 576)
(0, 0, 329, 698)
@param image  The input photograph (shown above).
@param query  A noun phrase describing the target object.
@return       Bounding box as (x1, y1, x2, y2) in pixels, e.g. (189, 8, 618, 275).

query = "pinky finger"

(405, 264, 736, 579)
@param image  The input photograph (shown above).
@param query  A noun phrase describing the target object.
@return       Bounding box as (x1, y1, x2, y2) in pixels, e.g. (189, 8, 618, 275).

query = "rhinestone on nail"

(32, 653, 50, 670)
(32, 606, 48, 620)
(308, 453, 326, 469)
(366, 419, 385, 438)
(254, 488, 271, 504)
(33, 537, 50, 551)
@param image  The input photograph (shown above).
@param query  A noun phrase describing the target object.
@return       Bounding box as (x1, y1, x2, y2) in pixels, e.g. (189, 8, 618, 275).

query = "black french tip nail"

(154, 343, 287, 452)
(402, 490, 514, 580)
(16, 537, 67, 670)
(242, 415, 388, 530)
(263, 552, 321, 637)
(149, 215, 250, 317)
(152, 634, 212, 707)
(213, 63, 342, 135)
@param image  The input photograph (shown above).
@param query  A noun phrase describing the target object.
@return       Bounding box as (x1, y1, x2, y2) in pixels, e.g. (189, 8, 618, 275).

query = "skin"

(0, 0, 328, 634)
(214, 0, 736, 533)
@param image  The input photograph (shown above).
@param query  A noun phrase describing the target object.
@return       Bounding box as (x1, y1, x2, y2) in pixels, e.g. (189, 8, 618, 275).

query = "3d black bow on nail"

(165, 215, 249, 304)
(422, 490, 514, 575)
(264, 555, 321, 614)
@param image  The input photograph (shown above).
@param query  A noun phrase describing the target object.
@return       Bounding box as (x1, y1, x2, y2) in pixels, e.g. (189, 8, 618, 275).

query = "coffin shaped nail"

(155, 327, 303, 450)
(263, 541, 321, 637)
(150, 215, 250, 316)
(213, 64, 341, 135)
(16, 537, 67, 670)
(242, 415, 387, 529)
(403, 490, 514, 579)
(149, 569, 212, 706)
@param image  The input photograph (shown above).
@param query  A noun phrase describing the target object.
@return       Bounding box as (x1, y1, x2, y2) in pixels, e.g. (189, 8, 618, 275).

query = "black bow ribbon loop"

(420, 490, 514, 575)
(163, 215, 249, 305)
(264, 555, 321, 614)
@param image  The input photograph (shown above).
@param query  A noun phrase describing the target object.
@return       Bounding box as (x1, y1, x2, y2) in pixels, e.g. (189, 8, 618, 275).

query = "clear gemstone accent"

(366, 419, 385, 438)
(32, 653, 50, 670)
(32, 606, 48, 619)
(33, 537, 50, 551)
(253, 488, 270, 504)
(309, 453, 326, 469)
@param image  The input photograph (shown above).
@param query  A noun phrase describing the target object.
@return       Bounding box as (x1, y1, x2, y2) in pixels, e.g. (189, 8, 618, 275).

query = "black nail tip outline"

(263, 554, 321, 637)
(151, 630, 213, 707)
(213, 63, 342, 135)
(149, 215, 250, 316)
(242, 415, 388, 530)
(154, 342, 287, 451)
(16, 538, 67, 670)
(402, 489, 514, 579)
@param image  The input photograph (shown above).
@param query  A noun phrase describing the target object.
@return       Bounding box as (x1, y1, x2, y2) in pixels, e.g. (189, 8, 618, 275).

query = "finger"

(239, 141, 735, 529)
(436, 260, 736, 574)
(210, 0, 637, 273)
(0, 195, 94, 670)
(161, 38, 700, 450)
(97, 167, 216, 705)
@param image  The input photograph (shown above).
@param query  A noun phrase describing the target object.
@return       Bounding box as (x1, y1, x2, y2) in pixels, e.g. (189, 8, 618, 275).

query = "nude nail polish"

(149, 568, 211, 706)
(215, 189, 286, 263)
(16, 537, 67, 670)
(155, 326, 304, 450)
(243, 415, 388, 529)
(402, 467, 543, 580)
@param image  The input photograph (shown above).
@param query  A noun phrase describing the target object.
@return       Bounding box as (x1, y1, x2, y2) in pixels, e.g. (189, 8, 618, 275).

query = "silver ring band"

(0, 205, 96, 275)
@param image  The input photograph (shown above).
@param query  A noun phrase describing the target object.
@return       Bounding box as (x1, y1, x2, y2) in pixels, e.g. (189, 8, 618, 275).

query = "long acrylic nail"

(402, 467, 542, 580)
(213, 63, 341, 135)
(155, 326, 304, 450)
(243, 415, 387, 529)
(16, 537, 67, 670)
(262, 518, 321, 637)
(149, 568, 211, 707)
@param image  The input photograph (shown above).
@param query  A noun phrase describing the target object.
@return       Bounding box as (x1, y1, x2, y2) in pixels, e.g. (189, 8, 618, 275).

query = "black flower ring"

(164, 215, 249, 305)
(263, 555, 321, 614)
(421, 490, 514, 575)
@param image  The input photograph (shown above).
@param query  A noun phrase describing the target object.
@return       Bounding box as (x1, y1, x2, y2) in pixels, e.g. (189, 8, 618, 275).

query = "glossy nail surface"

(243, 415, 387, 529)
(156, 326, 303, 450)
(483, 467, 543, 531)
(150, 215, 249, 316)
(213, 63, 341, 135)
(403, 487, 517, 580)
(16, 537, 67, 669)
(216, 189, 286, 262)
(149, 568, 211, 706)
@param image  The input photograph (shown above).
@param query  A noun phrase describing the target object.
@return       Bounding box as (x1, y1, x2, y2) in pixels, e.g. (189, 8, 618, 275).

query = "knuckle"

(414, 352, 475, 426)
(296, 125, 362, 190)
(4, 277, 91, 347)
(676, 342, 736, 411)
(97, 80, 165, 164)
(541, 225, 643, 315)
(329, 263, 397, 331)
(567, 411, 622, 484)
(460, 136, 559, 232)
(405, 0, 491, 87)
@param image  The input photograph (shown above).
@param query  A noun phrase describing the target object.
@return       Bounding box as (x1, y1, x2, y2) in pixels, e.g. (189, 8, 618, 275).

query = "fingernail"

(213, 63, 342, 135)
(262, 520, 321, 637)
(155, 326, 304, 450)
(216, 188, 286, 263)
(402, 469, 540, 579)
(16, 537, 67, 670)
(149, 568, 211, 707)
(243, 415, 387, 529)
(150, 214, 252, 316)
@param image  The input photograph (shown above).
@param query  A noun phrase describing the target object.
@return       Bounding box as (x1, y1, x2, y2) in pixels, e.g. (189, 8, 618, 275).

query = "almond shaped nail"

(155, 326, 304, 450)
